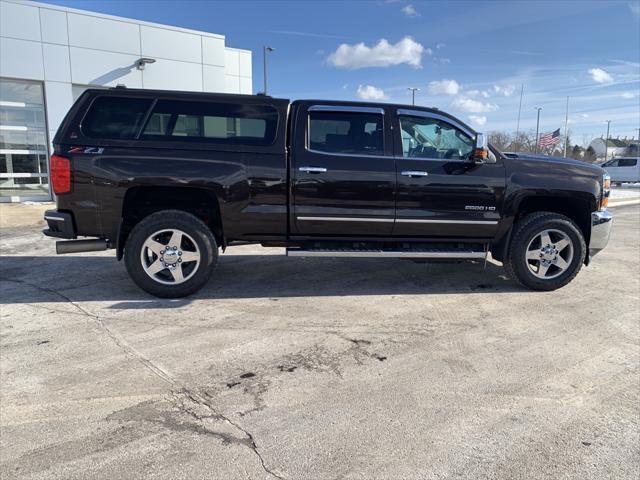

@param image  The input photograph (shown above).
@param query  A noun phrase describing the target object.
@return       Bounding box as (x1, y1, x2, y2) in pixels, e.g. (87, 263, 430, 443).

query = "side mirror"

(473, 133, 490, 163)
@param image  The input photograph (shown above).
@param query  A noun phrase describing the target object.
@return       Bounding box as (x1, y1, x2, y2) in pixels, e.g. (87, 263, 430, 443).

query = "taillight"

(50, 155, 71, 194)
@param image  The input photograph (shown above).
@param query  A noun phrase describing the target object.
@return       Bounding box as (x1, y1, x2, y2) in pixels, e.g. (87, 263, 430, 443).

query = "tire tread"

(505, 211, 586, 291)
(124, 209, 217, 298)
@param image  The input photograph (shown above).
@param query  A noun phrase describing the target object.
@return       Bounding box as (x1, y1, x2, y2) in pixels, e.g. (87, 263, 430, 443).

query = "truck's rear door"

(289, 102, 395, 236)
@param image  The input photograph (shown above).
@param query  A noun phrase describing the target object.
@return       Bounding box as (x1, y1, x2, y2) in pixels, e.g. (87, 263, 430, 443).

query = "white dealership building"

(0, 0, 253, 202)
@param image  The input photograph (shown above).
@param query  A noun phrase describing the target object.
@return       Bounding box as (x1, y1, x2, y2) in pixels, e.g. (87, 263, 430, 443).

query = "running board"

(286, 247, 486, 259)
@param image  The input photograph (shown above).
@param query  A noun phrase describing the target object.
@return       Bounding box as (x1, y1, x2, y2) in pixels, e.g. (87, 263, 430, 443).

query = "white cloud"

(356, 84, 388, 100)
(588, 67, 613, 83)
(492, 84, 517, 96)
(629, 2, 640, 17)
(428, 79, 461, 95)
(467, 89, 491, 98)
(621, 91, 637, 99)
(582, 113, 590, 118)
(468, 115, 487, 126)
(451, 96, 499, 113)
(327, 36, 427, 69)
(401, 4, 419, 17)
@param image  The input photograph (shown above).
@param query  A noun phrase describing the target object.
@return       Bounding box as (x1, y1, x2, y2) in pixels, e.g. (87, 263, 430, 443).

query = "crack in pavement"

(2, 278, 287, 480)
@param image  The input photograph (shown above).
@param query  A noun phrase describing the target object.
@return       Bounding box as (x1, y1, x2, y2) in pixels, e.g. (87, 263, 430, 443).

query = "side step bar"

(286, 248, 486, 259)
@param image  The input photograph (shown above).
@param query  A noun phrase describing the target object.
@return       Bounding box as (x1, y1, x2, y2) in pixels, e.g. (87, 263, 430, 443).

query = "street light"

(604, 120, 611, 162)
(263, 46, 275, 96)
(407, 87, 420, 106)
(534, 107, 542, 153)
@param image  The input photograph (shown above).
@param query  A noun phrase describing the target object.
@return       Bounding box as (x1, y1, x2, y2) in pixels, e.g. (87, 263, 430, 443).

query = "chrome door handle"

(299, 166, 328, 173)
(401, 170, 429, 177)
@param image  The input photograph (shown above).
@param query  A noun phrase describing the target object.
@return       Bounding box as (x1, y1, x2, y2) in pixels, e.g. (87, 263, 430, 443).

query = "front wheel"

(124, 210, 218, 298)
(504, 212, 586, 291)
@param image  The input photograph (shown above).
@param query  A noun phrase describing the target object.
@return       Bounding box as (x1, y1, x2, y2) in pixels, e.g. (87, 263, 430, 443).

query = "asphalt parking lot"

(1, 204, 638, 480)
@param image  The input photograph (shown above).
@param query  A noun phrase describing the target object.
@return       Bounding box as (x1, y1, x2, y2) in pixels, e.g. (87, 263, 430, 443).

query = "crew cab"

(44, 88, 613, 297)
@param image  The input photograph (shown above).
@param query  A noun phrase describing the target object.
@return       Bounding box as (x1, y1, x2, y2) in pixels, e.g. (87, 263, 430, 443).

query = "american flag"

(538, 128, 561, 148)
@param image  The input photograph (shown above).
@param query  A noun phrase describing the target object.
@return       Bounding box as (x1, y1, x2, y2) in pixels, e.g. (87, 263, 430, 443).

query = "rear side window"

(618, 158, 637, 167)
(308, 111, 384, 156)
(141, 100, 278, 146)
(82, 96, 152, 139)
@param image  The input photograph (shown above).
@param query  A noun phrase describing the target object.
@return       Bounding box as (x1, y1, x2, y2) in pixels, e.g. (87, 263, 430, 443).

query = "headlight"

(600, 173, 610, 210)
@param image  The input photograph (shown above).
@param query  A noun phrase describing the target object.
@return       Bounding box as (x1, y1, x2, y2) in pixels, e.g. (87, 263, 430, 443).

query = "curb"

(608, 199, 640, 207)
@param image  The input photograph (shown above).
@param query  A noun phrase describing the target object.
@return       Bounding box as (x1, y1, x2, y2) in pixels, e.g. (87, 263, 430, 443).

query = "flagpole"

(514, 84, 523, 152)
(563, 96, 570, 157)
(534, 107, 542, 154)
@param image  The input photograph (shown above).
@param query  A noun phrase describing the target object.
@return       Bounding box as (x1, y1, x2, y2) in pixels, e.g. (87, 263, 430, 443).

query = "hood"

(502, 152, 604, 172)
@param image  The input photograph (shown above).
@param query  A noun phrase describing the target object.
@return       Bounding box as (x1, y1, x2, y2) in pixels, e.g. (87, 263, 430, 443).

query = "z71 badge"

(69, 146, 104, 154)
(465, 205, 496, 211)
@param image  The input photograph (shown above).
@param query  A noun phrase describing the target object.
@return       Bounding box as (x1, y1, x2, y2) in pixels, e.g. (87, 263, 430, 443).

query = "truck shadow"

(0, 253, 522, 307)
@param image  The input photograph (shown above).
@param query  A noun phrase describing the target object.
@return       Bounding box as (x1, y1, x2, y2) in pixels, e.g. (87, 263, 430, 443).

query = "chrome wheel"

(525, 228, 574, 280)
(140, 229, 201, 285)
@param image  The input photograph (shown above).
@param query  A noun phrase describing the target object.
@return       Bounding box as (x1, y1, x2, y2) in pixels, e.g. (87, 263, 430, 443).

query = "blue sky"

(49, 0, 640, 144)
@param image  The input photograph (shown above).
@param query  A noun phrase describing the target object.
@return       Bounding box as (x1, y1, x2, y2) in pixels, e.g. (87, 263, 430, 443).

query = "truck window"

(618, 158, 637, 167)
(82, 96, 153, 139)
(308, 111, 383, 156)
(399, 115, 474, 160)
(140, 100, 278, 146)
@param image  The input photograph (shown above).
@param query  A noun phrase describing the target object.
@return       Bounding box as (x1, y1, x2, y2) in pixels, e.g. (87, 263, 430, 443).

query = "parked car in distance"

(44, 88, 613, 297)
(601, 157, 640, 184)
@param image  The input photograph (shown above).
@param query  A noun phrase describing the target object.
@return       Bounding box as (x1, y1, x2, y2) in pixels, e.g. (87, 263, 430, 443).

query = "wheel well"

(516, 196, 591, 244)
(118, 186, 224, 259)
(492, 196, 592, 263)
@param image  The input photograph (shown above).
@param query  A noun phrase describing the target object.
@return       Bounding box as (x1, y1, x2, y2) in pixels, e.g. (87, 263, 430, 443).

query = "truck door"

(617, 157, 638, 182)
(290, 104, 396, 236)
(393, 109, 505, 238)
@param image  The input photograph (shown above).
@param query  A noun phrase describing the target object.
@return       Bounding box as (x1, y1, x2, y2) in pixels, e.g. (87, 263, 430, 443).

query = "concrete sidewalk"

(0, 202, 51, 230)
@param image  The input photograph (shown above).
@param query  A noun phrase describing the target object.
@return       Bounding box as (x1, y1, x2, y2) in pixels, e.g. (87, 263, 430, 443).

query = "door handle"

(401, 170, 429, 177)
(299, 166, 328, 173)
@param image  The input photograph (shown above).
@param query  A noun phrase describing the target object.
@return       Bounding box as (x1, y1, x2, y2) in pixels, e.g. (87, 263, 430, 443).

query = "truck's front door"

(393, 109, 505, 238)
(290, 104, 395, 236)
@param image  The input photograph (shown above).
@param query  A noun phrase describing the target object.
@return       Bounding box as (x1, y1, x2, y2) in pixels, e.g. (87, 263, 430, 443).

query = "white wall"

(0, 0, 253, 144)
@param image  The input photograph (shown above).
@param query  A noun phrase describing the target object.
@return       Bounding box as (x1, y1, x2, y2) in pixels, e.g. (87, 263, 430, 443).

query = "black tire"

(504, 212, 586, 291)
(124, 210, 217, 298)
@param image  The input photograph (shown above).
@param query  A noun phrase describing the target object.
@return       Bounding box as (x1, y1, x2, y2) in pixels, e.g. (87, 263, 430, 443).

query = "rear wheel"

(504, 212, 586, 291)
(124, 210, 217, 298)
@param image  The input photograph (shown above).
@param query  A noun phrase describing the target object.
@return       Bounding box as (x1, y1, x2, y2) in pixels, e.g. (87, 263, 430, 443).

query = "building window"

(0, 78, 49, 199)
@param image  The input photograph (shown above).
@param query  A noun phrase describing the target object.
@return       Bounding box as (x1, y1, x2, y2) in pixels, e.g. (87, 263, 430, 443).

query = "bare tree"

(486, 129, 592, 162)
(570, 145, 584, 160)
(584, 146, 598, 163)
(488, 131, 512, 151)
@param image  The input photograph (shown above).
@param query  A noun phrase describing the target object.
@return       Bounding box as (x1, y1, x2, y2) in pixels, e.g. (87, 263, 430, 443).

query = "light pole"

(604, 120, 611, 162)
(263, 46, 274, 95)
(534, 107, 542, 153)
(407, 87, 419, 105)
(563, 96, 570, 157)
